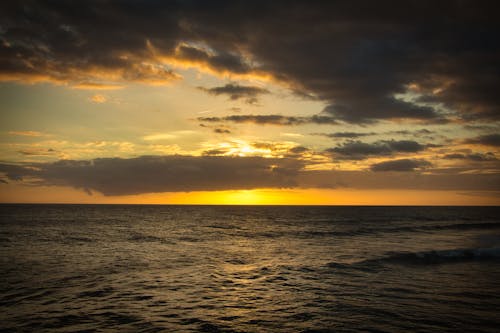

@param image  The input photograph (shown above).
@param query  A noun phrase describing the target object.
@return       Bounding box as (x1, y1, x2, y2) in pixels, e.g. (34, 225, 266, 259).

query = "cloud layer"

(1, 1, 499, 123)
(1, 155, 499, 195)
(0, 155, 302, 195)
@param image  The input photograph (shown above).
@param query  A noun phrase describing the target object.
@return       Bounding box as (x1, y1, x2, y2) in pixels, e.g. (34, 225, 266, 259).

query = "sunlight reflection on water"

(1, 205, 500, 332)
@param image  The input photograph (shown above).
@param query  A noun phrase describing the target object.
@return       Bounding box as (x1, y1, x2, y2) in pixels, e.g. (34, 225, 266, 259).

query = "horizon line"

(1, 202, 498, 207)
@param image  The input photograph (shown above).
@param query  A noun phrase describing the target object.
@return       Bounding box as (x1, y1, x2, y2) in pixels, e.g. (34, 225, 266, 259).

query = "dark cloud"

(322, 98, 445, 124)
(1, 154, 499, 193)
(308, 115, 340, 125)
(0, 163, 25, 181)
(298, 169, 500, 191)
(251, 142, 276, 150)
(370, 159, 432, 172)
(199, 115, 304, 126)
(463, 125, 499, 132)
(388, 140, 425, 152)
(199, 83, 269, 104)
(465, 153, 497, 161)
(443, 153, 466, 159)
(443, 152, 497, 161)
(327, 140, 425, 160)
(176, 46, 251, 74)
(291, 89, 320, 101)
(318, 129, 435, 139)
(213, 128, 231, 134)
(288, 146, 309, 154)
(323, 132, 375, 139)
(2, 1, 498, 122)
(199, 123, 231, 134)
(0, 155, 303, 195)
(198, 114, 338, 126)
(202, 149, 228, 156)
(464, 134, 500, 147)
(390, 129, 434, 137)
(17, 148, 58, 156)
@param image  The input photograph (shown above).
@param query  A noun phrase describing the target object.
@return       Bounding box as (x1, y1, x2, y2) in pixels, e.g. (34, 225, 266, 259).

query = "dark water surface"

(1, 205, 500, 332)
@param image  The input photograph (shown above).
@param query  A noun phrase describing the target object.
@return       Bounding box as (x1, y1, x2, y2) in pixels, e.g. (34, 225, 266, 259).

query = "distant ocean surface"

(1, 205, 500, 332)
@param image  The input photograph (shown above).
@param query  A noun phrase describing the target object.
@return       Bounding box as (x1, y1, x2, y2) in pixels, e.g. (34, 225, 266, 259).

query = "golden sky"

(0, 2, 499, 205)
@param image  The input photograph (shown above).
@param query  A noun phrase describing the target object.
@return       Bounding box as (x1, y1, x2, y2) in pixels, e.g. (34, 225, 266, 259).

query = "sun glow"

(215, 190, 265, 205)
(1, 183, 498, 205)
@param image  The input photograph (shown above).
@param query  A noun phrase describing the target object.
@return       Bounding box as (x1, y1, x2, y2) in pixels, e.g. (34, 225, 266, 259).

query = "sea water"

(1, 205, 500, 332)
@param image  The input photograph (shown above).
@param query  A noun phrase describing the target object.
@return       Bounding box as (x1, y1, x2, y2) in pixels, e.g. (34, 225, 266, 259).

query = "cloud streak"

(198, 83, 269, 104)
(198, 114, 338, 126)
(321, 132, 376, 139)
(8, 131, 47, 137)
(443, 152, 497, 161)
(327, 140, 426, 160)
(370, 159, 432, 172)
(465, 134, 500, 147)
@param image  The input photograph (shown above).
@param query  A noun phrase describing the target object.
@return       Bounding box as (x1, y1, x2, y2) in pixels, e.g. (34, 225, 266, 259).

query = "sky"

(0, 0, 499, 205)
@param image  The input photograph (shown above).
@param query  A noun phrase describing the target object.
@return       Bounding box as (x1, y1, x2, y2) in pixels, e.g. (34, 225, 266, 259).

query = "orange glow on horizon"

(0, 183, 498, 206)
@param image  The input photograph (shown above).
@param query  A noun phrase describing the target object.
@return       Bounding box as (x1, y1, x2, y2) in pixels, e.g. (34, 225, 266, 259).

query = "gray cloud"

(324, 132, 375, 139)
(17, 149, 57, 156)
(465, 134, 500, 147)
(199, 115, 304, 126)
(370, 159, 432, 172)
(327, 140, 425, 160)
(463, 125, 500, 132)
(1, 1, 498, 123)
(199, 123, 232, 134)
(177, 46, 251, 74)
(199, 83, 269, 104)
(1, 155, 499, 194)
(443, 152, 497, 161)
(318, 129, 435, 139)
(322, 98, 445, 124)
(202, 149, 230, 156)
(443, 153, 468, 160)
(288, 146, 309, 154)
(198, 114, 338, 126)
(0, 155, 303, 195)
(298, 169, 500, 191)
(213, 128, 231, 134)
(389, 129, 434, 137)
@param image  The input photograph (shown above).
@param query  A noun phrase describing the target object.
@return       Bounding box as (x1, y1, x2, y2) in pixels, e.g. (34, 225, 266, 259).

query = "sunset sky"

(0, 1, 499, 205)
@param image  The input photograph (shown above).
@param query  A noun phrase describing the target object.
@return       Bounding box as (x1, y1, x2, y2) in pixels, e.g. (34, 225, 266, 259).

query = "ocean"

(1, 205, 500, 332)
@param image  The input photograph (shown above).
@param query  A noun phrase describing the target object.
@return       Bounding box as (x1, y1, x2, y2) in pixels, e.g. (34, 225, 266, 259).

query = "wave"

(416, 222, 500, 232)
(327, 247, 500, 269)
(367, 247, 500, 266)
(304, 222, 500, 239)
(127, 233, 167, 243)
